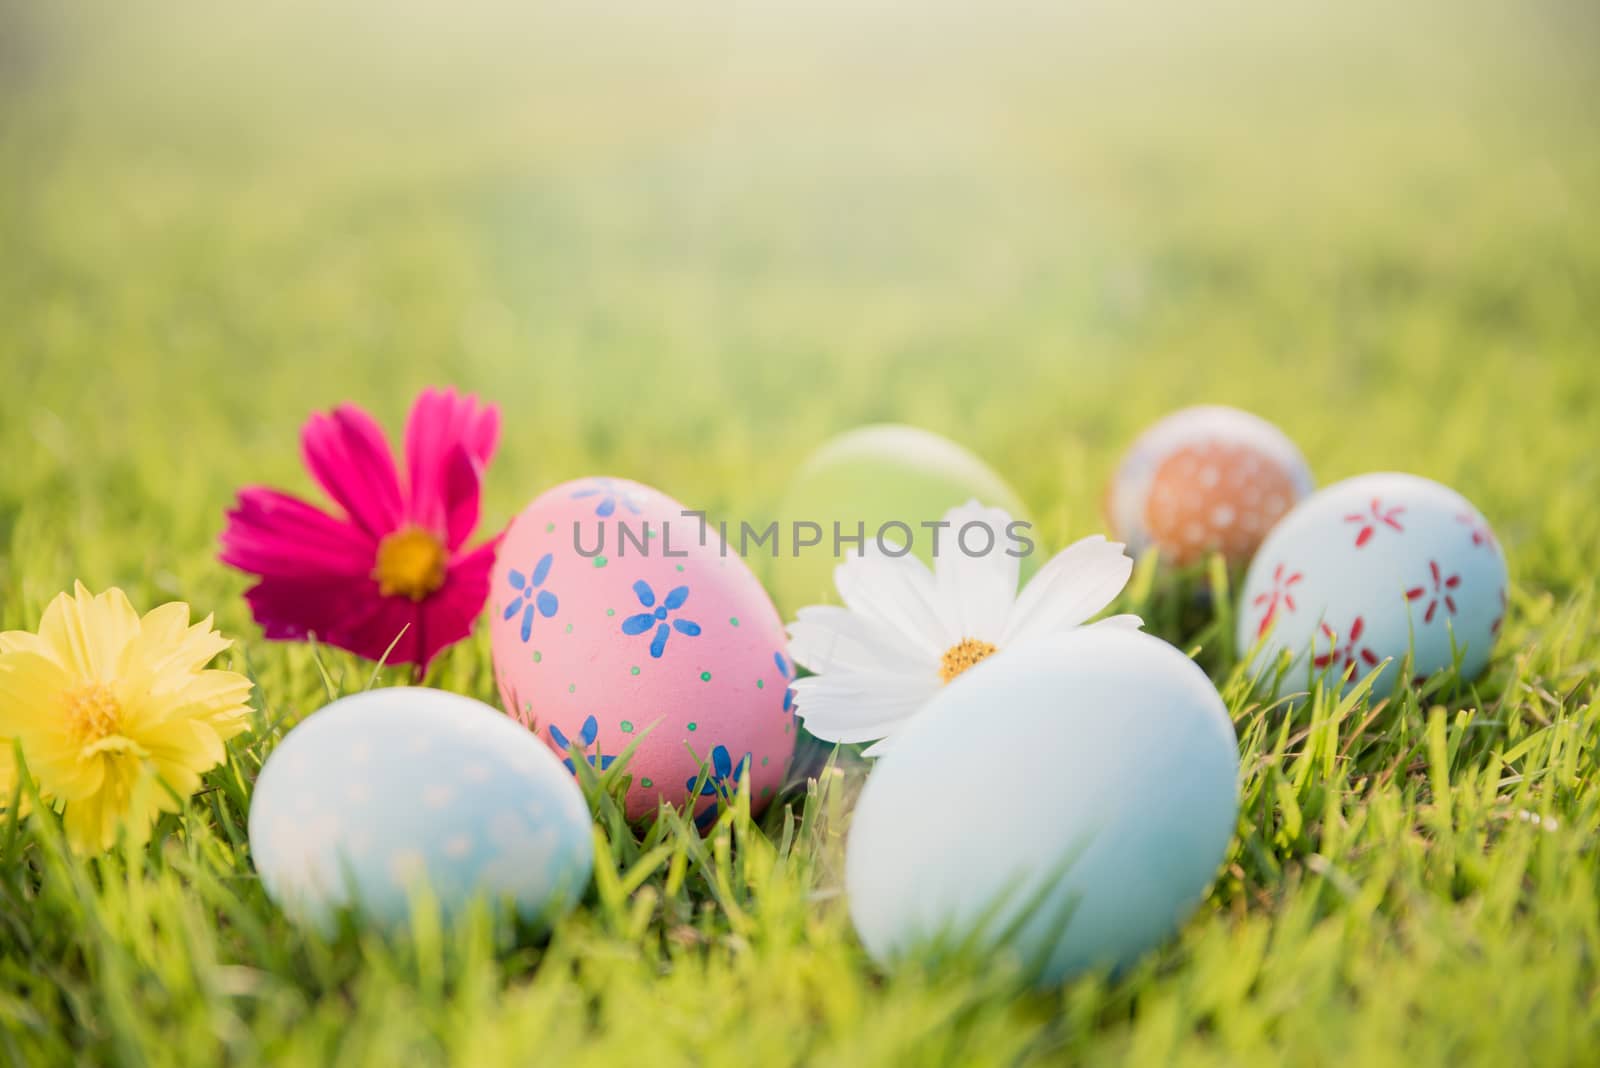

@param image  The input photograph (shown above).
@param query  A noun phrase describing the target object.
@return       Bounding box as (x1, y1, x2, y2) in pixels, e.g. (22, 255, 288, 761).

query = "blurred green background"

(2, 4, 1600, 1062)
(4, 1, 1596, 623)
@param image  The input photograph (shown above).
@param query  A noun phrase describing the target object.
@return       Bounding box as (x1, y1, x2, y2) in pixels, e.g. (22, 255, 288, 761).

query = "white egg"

(249, 688, 594, 930)
(1237, 472, 1508, 696)
(845, 629, 1240, 982)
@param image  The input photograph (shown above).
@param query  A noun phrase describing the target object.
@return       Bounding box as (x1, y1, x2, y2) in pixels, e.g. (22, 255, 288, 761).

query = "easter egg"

(489, 477, 796, 824)
(772, 424, 1033, 614)
(846, 629, 1239, 983)
(248, 688, 593, 930)
(1238, 473, 1508, 696)
(1106, 405, 1313, 567)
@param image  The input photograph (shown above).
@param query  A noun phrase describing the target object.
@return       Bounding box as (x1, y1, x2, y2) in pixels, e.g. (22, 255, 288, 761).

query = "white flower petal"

(1081, 613, 1144, 631)
(788, 606, 934, 677)
(789, 672, 940, 745)
(832, 544, 948, 656)
(934, 500, 1021, 643)
(1000, 535, 1135, 645)
(861, 735, 897, 758)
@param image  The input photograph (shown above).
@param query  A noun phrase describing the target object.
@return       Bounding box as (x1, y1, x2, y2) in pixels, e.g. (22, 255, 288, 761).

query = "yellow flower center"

(939, 638, 998, 684)
(63, 683, 122, 745)
(373, 526, 447, 601)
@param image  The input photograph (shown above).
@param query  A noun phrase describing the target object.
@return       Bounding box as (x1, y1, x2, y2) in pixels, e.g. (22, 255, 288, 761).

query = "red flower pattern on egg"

(1312, 615, 1380, 678)
(1456, 512, 1497, 550)
(1405, 560, 1461, 624)
(1238, 473, 1508, 700)
(1252, 563, 1303, 639)
(1344, 498, 1406, 549)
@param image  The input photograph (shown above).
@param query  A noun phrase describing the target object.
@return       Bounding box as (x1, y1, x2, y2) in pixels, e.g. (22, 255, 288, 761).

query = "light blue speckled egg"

(845, 629, 1239, 983)
(249, 688, 594, 930)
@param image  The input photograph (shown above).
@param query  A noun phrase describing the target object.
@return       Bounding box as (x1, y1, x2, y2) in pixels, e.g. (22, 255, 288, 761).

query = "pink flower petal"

(337, 593, 427, 668)
(475, 416, 499, 468)
(226, 390, 503, 672)
(451, 529, 504, 571)
(413, 537, 500, 671)
(301, 405, 404, 539)
(240, 533, 501, 670)
(243, 574, 421, 666)
(440, 445, 484, 551)
(243, 574, 381, 642)
(404, 388, 499, 547)
(464, 398, 499, 467)
(219, 487, 375, 578)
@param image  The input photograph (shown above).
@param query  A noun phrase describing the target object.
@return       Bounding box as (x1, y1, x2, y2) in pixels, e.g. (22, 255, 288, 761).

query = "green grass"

(3, 2, 1600, 1064)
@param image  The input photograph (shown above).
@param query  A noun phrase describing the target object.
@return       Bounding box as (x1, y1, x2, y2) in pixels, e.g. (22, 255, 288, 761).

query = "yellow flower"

(0, 583, 252, 854)
(0, 729, 20, 817)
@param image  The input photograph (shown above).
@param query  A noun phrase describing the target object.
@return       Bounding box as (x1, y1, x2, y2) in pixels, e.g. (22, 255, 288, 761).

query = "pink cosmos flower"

(220, 388, 503, 676)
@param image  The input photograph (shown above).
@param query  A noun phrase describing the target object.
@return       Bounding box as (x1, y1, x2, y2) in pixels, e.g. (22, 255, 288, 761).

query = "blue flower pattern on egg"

(775, 651, 795, 713)
(620, 580, 701, 658)
(549, 715, 616, 774)
(570, 477, 644, 518)
(687, 744, 751, 829)
(505, 553, 559, 642)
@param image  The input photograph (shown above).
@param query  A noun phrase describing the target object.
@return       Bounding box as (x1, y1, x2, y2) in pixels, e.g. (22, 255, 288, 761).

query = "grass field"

(3, 2, 1599, 1064)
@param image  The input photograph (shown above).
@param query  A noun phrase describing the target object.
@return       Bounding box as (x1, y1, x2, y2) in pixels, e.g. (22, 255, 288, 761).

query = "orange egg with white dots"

(1106, 406, 1313, 567)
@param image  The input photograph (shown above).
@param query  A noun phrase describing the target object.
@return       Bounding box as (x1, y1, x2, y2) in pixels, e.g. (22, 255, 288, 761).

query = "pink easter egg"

(489, 477, 797, 824)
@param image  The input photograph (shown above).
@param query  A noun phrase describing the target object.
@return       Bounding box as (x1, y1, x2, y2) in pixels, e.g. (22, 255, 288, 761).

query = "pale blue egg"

(1238, 472, 1508, 696)
(249, 688, 593, 930)
(845, 629, 1239, 983)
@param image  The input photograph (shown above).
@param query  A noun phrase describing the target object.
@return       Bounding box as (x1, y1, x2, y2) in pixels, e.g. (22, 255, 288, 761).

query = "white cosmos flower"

(787, 501, 1141, 756)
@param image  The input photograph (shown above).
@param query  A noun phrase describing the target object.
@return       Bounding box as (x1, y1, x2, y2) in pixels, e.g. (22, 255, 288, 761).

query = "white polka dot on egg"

(1107, 406, 1314, 567)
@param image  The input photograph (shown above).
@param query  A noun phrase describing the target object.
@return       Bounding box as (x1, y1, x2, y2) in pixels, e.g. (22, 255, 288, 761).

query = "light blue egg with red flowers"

(1237, 472, 1508, 697)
